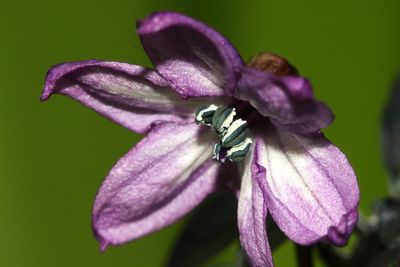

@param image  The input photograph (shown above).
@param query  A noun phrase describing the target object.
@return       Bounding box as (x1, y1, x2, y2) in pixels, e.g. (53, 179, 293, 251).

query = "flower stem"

(296, 244, 313, 267)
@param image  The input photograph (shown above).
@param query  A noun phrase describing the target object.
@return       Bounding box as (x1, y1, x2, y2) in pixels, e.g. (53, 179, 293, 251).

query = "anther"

(227, 138, 252, 162)
(211, 107, 236, 134)
(195, 104, 218, 125)
(194, 104, 252, 163)
(221, 119, 248, 147)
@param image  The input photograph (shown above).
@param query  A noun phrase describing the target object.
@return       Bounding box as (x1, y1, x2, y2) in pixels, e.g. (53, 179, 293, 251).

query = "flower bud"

(247, 52, 298, 77)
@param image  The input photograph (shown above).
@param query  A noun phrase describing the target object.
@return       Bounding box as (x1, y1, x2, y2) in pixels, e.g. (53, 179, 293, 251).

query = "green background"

(1, 0, 399, 266)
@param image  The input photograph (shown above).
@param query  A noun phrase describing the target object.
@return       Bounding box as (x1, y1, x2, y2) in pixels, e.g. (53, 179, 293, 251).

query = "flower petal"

(93, 122, 220, 246)
(236, 67, 334, 134)
(271, 100, 335, 136)
(137, 12, 244, 98)
(238, 146, 274, 267)
(41, 60, 222, 133)
(254, 126, 359, 246)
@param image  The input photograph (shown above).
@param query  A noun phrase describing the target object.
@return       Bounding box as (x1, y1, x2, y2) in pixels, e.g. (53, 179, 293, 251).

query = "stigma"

(195, 105, 252, 162)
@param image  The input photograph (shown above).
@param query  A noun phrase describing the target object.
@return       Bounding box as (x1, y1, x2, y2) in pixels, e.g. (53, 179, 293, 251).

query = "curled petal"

(41, 60, 221, 133)
(93, 122, 220, 247)
(236, 67, 334, 134)
(271, 100, 335, 136)
(238, 146, 274, 267)
(138, 12, 244, 98)
(254, 126, 359, 246)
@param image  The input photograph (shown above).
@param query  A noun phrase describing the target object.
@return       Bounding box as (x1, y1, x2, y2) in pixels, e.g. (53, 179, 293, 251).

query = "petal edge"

(254, 126, 359, 246)
(138, 12, 244, 98)
(238, 145, 274, 267)
(92, 122, 220, 245)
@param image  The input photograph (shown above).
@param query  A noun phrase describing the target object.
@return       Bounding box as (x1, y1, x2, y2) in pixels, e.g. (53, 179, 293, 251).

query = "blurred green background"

(1, 0, 399, 266)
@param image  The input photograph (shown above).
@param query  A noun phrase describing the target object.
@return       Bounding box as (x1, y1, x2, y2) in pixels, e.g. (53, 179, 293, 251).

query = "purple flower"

(41, 12, 359, 267)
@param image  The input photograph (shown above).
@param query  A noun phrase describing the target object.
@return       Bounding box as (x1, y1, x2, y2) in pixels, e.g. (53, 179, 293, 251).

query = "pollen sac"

(211, 107, 236, 134)
(195, 104, 218, 125)
(194, 104, 252, 163)
(227, 138, 252, 162)
(221, 119, 248, 148)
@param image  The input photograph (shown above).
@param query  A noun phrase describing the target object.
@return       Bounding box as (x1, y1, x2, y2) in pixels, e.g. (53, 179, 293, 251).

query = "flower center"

(195, 104, 252, 163)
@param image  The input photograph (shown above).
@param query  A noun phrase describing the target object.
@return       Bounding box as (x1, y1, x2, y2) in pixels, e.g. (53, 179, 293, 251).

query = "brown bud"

(247, 52, 298, 77)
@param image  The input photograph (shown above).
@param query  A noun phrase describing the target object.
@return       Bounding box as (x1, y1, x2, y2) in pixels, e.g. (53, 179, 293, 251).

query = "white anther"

(227, 138, 252, 157)
(222, 119, 247, 143)
(196, 104, 218, 123)
(218, 108, 236, 132)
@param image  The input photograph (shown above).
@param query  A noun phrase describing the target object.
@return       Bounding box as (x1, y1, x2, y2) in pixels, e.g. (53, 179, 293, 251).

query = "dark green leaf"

(374, 198, 400, 249)
(166, 190, 287, 267)
(233, 249, 251, 267)
(266, 216, 287, 250)
(381, 74, 400, 196)
(234, 219, 286, 267)
(166, 192, 238, 267)
(368, 248, 400, 267)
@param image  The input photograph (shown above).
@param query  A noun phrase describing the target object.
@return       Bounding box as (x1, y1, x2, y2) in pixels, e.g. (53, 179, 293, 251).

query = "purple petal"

(236, 67, 334, 134)
(254, 126, 359, 246)
(238, 146, 274, 267)
(271, 100, 335, 136)
(41, 60, 220, 133)
(137, 12, 244, 98)
(93, 122, 221, 246)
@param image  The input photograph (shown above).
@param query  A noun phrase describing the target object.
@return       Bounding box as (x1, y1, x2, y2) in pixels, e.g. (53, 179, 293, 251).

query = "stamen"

(222, 128, 248, 148)
(219, 109, 236, 134)
(227, 138, 252, 162)
(194, 104, 253, 163)
(195, 104, 218, 124)
(212, 107, 235, 134)
(221, 119, 247, 144)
